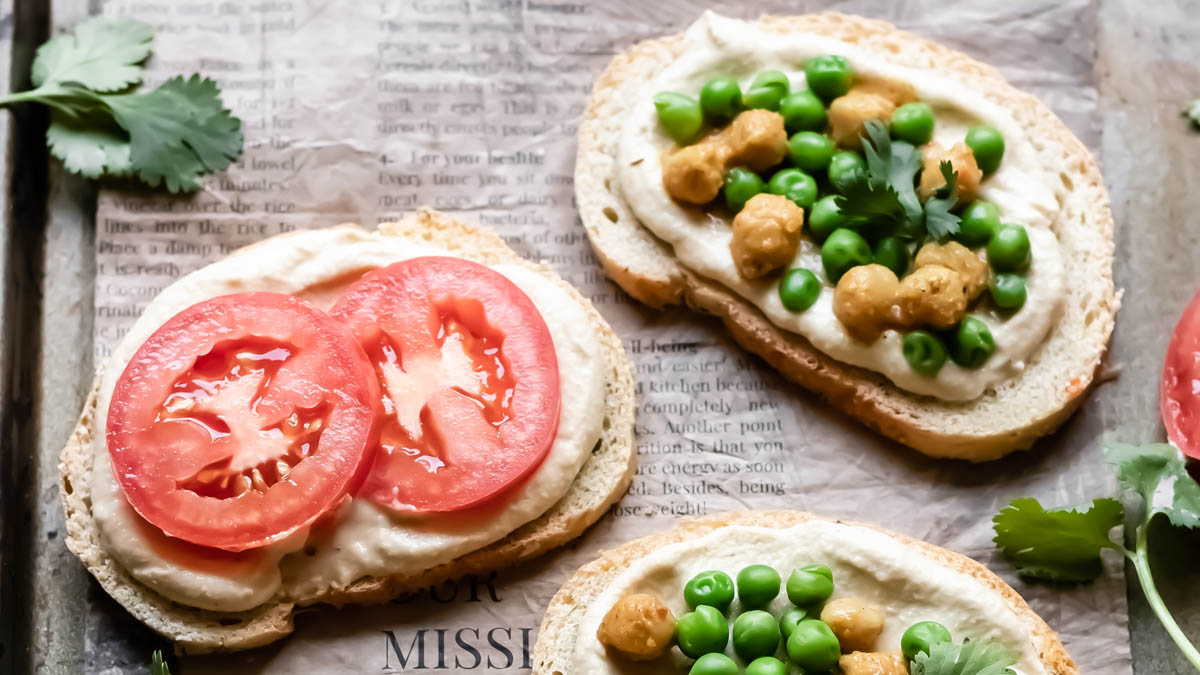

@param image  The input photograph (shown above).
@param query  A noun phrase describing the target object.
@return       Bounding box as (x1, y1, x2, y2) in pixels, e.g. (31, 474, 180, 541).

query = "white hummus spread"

(616, 12, 1067, 401)
(89, 226, 606, 612)
(575, 521, 1048, 675)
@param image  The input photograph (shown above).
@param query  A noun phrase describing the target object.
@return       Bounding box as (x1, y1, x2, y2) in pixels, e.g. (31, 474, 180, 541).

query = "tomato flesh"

(330, 257, 561, 512)
(107, 292, 377, 552)
(1163, 289, 1200, 459)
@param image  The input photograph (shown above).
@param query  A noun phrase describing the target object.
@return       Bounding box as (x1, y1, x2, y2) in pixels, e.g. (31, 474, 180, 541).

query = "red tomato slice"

(1164, 289, 1200, 459)
(329, 256, 561, 512)
(107, 292, 378, 552)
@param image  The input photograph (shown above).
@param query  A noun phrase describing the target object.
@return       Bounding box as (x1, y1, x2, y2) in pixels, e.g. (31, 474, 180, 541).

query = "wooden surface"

(3, 0, 1200, 673)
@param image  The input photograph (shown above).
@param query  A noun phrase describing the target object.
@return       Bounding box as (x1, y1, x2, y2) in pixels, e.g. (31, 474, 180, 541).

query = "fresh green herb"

(909, 639, 1016, 675)
(0, 16, 243, 192)
(993, 441, 1200, 671)
(150, 650, 171, 675)
(1187, 99, 1200, 127)
(835, 120, 960, 241)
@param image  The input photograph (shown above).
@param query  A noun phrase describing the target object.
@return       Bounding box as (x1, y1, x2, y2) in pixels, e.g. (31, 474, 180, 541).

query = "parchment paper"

(87, 0, 1129, 673)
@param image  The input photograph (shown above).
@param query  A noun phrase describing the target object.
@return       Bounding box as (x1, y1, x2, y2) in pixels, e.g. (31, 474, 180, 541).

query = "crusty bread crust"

(58, 208, 637, 653)
(531, 510, 1077, 675)
(576, 12, 1118, 460)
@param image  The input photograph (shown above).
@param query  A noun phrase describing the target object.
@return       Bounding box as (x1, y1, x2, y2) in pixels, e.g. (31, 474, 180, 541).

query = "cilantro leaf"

(860, 120, 924, 229)
(1104, 441, 1200, 529)
(150, 650, 171, 675)
(923, 161, 962, 240)
(911, 639, 1016, 675)
(46, 108, 132, 178)
(103, 75, 243, 192)
(992, 497, 1123, 583)
(31, 17, 152, 92)
(833, 177, 905, 227)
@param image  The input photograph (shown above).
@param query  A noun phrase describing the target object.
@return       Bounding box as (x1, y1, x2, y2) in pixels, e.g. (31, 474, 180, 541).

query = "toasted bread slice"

(59, 208, 637, 653)
(576, 13, 1117, 460)
(532, 510, 1077, 675)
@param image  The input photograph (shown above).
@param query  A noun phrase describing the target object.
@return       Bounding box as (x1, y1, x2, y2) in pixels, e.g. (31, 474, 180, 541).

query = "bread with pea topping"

(575, 12, 1117, 460)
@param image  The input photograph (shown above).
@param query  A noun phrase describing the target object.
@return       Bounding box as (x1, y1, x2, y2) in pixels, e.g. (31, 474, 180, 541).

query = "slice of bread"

(576, 12, 1118, 460)
(532, 510, 1077, 675)
(58, 208, 637, 653)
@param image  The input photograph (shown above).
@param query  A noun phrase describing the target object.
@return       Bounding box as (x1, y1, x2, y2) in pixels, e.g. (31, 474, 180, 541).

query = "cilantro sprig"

(835, 120, 961, 241)
(0, 16, 243, 192)
(911, 639, 1017, 675)
(993, 441, 1200, 671)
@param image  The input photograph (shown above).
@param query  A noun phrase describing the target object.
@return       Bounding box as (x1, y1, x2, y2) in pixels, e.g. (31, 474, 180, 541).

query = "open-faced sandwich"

(577, 12, 1118, 460)
(533, 511, 1075, 675)
(58, 208, 636, 652)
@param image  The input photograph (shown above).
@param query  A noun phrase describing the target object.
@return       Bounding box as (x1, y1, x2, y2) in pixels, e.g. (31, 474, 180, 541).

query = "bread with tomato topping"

(58, 208, 637, 652)
(576, 12, 1118, 460)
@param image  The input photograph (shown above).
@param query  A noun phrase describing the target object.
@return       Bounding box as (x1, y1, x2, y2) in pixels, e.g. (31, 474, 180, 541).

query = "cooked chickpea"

(839, 651, 909, 675)
(723, 109, 788, 171)
(833, 264, 903, 342)
(662, 143, 726, 205)
(829, 91, 895, 149)
(596, 593, 676, 661)
(898, 264, 969, 329)
(914, 241, 989, 300)
(852, 75, 919, 107)
(729, 193, 804, 280)
(820, 597, 887, 653)
(918, 141, 983, 204)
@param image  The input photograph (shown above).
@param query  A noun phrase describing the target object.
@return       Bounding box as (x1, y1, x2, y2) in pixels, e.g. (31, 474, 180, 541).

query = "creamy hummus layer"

(575, 521, 1047, 675)
(90, 226, 606, 612)
(616, 12, 1067, 401)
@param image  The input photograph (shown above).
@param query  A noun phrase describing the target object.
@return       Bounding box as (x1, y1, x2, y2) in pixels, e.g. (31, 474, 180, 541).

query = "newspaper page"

(87, 0, 1127, 673)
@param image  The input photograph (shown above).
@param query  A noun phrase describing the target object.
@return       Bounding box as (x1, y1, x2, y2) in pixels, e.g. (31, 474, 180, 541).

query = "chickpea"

(723, 109, 788, 172)
(839, 651, 909, 675)
(852, 75, 919, 107)
(730, 193, 804, 279)
(596, 593, 676, 661)
(833, 264, 903, 342)
(662, 143, 726, 205)
(914, 241, 989, 300)
(820, 597, 887, 653)
(918, 141, 983, 204)
(898, 264, 968, 329)
(829, 91, 895, 149)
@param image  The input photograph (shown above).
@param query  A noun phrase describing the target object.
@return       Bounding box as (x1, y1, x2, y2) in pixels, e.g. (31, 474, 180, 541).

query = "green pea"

(786, 619, 841, 672)
(689, 653, 738, 675)
(965, 125, 1005, 174)
(745, 656, 788, 675)
(808, 195, 847, 243)
(653, 91, 703, 145)
(901, 621, 953, 661)
(779, 268, 821, 313)
(724, 167, 765, 213)
(780, 90, 827, 133)
(684, 570, 735, 611)
(676, 605, 729, 658)
(902, 331, 948, 377)
(736, 564, 781, 608)
(820, 229, 872, 283)
(872, 236, 910, 278)
(957, 201, 1000, 248)
(778, 606, 808, 639)
(699, 75, 743, 122)
(804, 54, 853, 101)
(787, 131, 836, 173)
(767, 168, 818, 210)
(785, 564, 834, 607)
(890, 102, 935, 145)
(989, 273, 1027, 311)
(949, 316, 996, 369)
(987, 224, 1030, 272)
(743, 70, 790, 111)
(733, 610, 782, 661)
(828, 151, 867, 193)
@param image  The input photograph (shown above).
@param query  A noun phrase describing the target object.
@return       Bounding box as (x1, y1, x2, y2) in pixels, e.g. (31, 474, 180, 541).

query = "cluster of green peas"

(654, 55, 1034, 378)
(672, 564, 955, 675)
